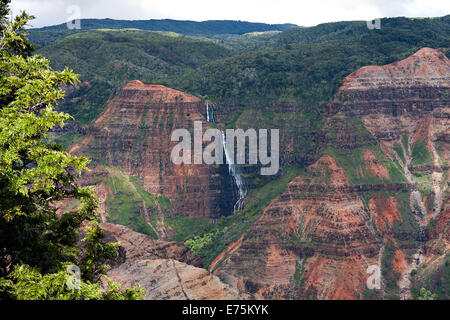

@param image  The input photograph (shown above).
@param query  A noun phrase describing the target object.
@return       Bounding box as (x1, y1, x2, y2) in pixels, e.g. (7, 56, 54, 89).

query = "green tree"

(0, 1, 143, 299)
(79, 222, 119, 283)
(417, 288, 437, 300)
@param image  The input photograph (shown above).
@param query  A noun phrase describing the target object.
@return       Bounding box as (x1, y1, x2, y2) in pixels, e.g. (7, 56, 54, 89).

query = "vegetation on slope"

(412, 253, 450, 300)
(185, 166, 301, 267)
(29, 19, 297, 48)
(104, 171, 159, 239)
(38, 29, 233, 126)
(0, 2, 142, 299)
(177, 16, 450, 104)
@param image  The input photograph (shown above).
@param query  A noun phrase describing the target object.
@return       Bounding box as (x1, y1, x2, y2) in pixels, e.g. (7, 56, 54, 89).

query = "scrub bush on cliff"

(0, 1, 143, 299)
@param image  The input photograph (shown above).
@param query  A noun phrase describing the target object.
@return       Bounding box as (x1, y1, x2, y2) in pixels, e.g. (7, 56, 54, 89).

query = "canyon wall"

(69, 48, 448, 300)
(212, 47, 449, 300)
(71, 81, 235, 238)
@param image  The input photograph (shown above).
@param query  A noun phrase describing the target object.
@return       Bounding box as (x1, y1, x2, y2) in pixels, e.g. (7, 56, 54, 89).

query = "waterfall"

(205, 102, 247, 213)
(221, 131, 248, 212)
(206, 102, 216, 123)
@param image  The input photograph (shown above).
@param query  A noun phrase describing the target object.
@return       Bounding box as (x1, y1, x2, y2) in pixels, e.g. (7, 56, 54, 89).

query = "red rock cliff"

(211, 48, 449, 300)
(73, 81, 233, 229)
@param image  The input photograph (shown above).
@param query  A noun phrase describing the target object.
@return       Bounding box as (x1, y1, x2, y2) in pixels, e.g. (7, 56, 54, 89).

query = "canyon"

(2, 10, 450, 303)
(67, 47, 448, 300)
(210, 47, 449, 300)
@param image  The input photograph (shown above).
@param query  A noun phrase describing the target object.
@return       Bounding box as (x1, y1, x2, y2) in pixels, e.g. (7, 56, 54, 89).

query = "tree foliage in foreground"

(0, 1, 143, 299)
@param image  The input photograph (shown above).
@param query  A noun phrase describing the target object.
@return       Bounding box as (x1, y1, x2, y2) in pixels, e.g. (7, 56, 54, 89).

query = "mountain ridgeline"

(37, 15, 450, 300)
(29, 19, 298, 48)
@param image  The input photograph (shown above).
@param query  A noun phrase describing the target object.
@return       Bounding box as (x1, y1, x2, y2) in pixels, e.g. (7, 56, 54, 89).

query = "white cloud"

(10, 0, 450, 28)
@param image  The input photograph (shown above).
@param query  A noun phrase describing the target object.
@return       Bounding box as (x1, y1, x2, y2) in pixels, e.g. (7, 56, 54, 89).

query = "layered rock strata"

(102, 223, 245, 300)
(73, 81, 235, 222)
(212, 47, 449, 300)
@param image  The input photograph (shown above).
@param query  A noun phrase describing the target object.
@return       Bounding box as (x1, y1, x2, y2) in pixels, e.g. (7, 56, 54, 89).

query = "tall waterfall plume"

(205, 102, 247, 213)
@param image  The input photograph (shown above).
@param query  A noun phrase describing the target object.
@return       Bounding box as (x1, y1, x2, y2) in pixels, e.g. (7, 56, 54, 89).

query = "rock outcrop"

(335, 47, 449, 118)
(101, 222, 202, 267)
(101, 222, 245, 300)
(71, 81, 235, 233)
(333, 48, 449, 163)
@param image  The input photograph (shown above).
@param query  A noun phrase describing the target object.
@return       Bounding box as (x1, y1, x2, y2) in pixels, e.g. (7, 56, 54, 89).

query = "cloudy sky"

(10, 0, 450, 28)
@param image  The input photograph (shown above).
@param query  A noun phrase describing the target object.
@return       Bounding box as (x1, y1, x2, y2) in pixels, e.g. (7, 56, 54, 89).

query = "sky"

(10, 0, 450, 28)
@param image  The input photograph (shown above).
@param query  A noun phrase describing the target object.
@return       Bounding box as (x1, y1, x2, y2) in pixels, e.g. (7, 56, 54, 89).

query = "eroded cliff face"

(333, 48, 449, 194)
(71, 81, 235, 239)
(213, 155, 384, 300)
(211, 47, 449, 300)
(101, 222, 202, 267)
(334, 48, 449, 299)
(101, 223, 245, 300)
(67, 48, 448, 300)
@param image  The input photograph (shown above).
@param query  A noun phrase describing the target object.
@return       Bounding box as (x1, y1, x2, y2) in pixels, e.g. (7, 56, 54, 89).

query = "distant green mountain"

(216, 20, 359, 53)
(37, 16, 449, 156)
(178, 16, 450, 104)
(29, 18, 298, 48)
(38, 29, 232, 126)
(168, 16, 449, 171)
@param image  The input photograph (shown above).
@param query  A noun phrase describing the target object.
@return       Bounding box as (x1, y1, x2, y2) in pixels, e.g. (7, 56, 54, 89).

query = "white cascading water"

(206, 101, 216, 123)
(206, 102, 247, 213)
(221, 131, 248, 212)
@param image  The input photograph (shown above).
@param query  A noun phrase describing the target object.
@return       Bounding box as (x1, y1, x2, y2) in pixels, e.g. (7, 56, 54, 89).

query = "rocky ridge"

(101, 222, 245, 300)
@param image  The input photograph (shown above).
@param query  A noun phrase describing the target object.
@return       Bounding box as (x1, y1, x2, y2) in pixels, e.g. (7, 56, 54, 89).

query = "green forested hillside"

(237, 16, 450, 51)
(38, 15, 449, 131)
(29, 19, 297, 48)
(38, 29, 233, 125)
(36, 15, 450, 174)
(178, 16, 450, 104)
